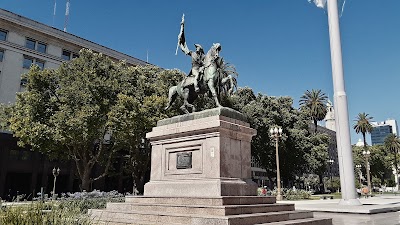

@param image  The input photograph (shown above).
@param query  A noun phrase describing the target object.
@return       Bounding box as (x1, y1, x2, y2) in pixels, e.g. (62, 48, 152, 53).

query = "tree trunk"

(81, 168, 91, 191)
(314, 119, 318, 133)
(394, 152, 398, 191)
(362, 133, 367, 148)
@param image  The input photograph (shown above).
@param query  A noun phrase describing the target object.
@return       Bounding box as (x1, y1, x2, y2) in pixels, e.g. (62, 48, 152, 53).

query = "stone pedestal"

(90, 107, 332, 225)
(144, 107, 257, 197)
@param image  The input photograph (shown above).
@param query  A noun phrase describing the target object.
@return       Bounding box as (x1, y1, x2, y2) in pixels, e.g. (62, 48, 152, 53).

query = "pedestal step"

(105, 202, 294, 216)
(256, 218, 332, 225)
(125, 196, 276, 206)
(95, 220, 182, 225)
(90, 209, 314, 225)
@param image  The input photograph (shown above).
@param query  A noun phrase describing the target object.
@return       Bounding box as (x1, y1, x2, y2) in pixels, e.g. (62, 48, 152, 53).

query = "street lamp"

(328, 159, 334, 192)
(362, 150, 371, 195)
(356, 164, 362, 188)
(52, 167, 60, 200)
(270, 126, 283, 201)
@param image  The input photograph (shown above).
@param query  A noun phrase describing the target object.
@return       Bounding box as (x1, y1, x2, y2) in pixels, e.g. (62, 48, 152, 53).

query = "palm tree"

(299, 89, 328, 133)
(353, 113, 374, 147)
(384, 134, 400, 189)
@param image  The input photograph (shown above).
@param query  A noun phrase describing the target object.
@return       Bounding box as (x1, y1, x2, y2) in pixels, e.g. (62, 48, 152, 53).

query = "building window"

(25, 38, 47, 53)
(0, 30, 7, 41)
(26, 38, 36, 50)
(23, 56, 45, 70)
(37, 42, 47, 53)
(23, 56, 33, 69)
(62, 50, 71, 60)
(9, 149, 31, 161)
(62, 50, 79, 60)
(0, 49, 4, 61)
(35, 60, 45, 70)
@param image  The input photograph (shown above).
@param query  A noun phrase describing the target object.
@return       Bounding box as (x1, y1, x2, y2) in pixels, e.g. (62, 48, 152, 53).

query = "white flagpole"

(326, 0, 361, 205)
(52, 0, 57, 27)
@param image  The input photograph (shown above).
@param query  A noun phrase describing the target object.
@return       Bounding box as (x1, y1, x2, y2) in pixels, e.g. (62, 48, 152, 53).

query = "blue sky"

(1, 1, 399, 144)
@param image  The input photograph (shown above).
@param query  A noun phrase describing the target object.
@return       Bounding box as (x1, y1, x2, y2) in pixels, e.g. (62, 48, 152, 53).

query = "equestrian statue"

(165, 14, 238, 114)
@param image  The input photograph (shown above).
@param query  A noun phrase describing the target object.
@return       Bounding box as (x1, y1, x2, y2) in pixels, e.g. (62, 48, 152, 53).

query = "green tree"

(304, 132, 330, 185)
(384, 134, 400, 189)
(353, 145, 392, 186)
(299, 89, 328, 133)
(0, 103, 12, 130)
(324, 176, 340, 192)
(353, 113, 374, 148)
(107, 67, 183, 194)
(372, 176, 381, 188)
(10, 50, 126, 190)
(231, 88, 329, 186)
(10, 49, 183, 191)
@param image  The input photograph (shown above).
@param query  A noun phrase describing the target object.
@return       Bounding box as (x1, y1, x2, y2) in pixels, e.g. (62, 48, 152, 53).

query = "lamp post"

(270, 126, 283, 201)
(52, 167, 60, 200)
(362, 150, 371, 195)
(328, 159, 335, 192)
(356, 164, 362, 188)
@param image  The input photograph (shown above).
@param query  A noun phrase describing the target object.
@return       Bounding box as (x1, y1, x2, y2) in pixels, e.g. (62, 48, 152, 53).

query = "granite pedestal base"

(143, 107, 258, 197)
(90, 196, 332, 225)
(91, 107, 331, 225)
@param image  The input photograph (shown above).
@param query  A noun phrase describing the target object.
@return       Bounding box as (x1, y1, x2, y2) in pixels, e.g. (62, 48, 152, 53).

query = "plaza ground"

(282, 195, 400, 225)
(314, 212, 400, 225)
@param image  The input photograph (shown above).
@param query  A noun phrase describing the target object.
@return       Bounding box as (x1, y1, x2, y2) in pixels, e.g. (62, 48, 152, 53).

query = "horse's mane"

(204, 43, 221, 66)
(215, 57, 238, 97)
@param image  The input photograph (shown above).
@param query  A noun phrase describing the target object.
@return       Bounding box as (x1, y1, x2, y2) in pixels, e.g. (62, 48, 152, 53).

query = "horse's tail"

(165, 86, 178, 110)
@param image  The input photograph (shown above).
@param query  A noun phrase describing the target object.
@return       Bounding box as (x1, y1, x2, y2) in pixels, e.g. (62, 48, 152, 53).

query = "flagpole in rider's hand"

(175, 14, 185, 55)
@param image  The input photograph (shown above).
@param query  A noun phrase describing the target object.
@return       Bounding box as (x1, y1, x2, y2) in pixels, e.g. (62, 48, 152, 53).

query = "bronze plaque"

(176, 152, 192, 169)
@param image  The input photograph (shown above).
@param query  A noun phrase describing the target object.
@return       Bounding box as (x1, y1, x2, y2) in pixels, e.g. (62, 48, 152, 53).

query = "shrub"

(0, 201, 92, 225)
(284, 189, 311, 200)
(0, 190, 125, 224)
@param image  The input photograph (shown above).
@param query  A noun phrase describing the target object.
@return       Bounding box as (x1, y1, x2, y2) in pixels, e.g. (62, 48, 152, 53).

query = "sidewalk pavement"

(281, 195, 400, 214)
(313, 211, 400, 225)
(280, 195, 400, 225)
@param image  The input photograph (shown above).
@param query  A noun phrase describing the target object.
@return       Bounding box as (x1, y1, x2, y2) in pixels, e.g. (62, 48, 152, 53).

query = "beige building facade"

(0, 8, 147, 104)
(0, 8, 147, 200)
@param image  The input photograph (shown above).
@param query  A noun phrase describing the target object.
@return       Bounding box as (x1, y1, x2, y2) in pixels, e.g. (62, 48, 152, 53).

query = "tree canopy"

(9, 49, 184, 191)
(7, 49, 332, 191)
(353, 112, 374, 147)
(353, 145, 393, 185)
(230, 87, 330, 184)
(384, 134, 400, 188)
(299, 89, 328, 133)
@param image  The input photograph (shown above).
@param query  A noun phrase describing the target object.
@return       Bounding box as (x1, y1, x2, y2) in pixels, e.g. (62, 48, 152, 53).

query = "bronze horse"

(165, 43, 237, 114)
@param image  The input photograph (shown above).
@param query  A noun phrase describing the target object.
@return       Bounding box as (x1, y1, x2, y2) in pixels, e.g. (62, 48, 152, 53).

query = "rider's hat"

(194, 44, 204, 53)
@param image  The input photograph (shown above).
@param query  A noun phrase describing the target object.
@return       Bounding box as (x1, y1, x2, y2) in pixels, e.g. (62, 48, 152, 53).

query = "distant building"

(251, 157, 268, 187)
(321, 99, 339, 177)
(370, 119, 398, 145)
(355, 138, 364, 147)
(0, 8, 147, 200)
(324, 99, 335, 132)
(317, 125, 339, 177)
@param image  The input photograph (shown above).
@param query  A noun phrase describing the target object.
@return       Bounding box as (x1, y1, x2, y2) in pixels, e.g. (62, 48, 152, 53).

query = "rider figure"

(177, 16, 205, 92)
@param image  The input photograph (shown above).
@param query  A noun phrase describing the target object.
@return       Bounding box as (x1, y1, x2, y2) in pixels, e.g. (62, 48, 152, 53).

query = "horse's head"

(205, 43, 221, 59)
(211, 43, 221, 58)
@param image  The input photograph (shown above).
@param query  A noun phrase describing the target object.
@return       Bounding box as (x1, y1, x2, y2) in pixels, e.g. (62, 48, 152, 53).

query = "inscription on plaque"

(176, 152, 192, 169)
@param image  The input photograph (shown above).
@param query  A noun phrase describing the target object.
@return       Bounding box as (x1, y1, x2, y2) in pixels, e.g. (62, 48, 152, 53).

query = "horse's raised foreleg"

(165, 86, 178, 110)
(221, 75, 235, 95)
(207, 79, 222, 107)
